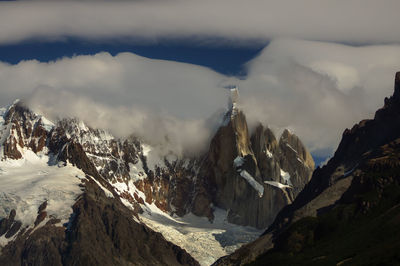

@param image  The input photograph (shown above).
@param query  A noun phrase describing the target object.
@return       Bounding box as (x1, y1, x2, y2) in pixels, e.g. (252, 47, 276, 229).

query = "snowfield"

(140, 207, 263, 266)
(110, 179, 263, 266)
(0, 150, 85, 238)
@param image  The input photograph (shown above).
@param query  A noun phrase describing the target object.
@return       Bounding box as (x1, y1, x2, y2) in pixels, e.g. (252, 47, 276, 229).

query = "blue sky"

(0, 38, 265, 77)
(0, 0, 399, 164)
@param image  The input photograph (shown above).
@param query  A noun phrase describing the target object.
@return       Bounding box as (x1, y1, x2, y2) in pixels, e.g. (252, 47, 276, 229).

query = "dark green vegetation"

(251, 139, 400, 266)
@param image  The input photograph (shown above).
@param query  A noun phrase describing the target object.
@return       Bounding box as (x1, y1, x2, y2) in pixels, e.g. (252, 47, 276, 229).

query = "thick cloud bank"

(0, 52, 228, 155)
(0, 40, 400, 157)
(0, 0, 399, 45)
(240, 39, 400, 156)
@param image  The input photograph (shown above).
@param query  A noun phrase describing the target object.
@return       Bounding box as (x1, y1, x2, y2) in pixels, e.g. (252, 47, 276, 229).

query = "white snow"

(142, 144, 151, 157)
(111, 179, 147, 208)
(140, 207, 262, 266)
(344, 164, 358, 177)
(39, 116, 55, 131)
(280, 169, 292, 186)
(234, 157, 264, 197)
(231, 102, 238, 118)
(88, 176, 114, 198)
(285, 143, 298, 153)
(109, 176, 262, 266)
(0, 229, 18, 248)
(0, 150, 85, 231)
(233, 156, 245, 168)
(264, 180, 291, 189)
(239, 170, 264, 197)
(128, 162, 147, 182)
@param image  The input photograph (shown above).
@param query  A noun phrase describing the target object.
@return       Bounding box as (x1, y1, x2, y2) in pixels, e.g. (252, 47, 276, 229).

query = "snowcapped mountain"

(0, 88, 314, 265)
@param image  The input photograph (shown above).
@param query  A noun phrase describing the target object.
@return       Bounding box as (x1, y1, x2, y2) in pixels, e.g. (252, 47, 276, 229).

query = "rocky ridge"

(0, 102, 198, 266)
(0, 87, 314, 264)
(214, 72, 400, 265)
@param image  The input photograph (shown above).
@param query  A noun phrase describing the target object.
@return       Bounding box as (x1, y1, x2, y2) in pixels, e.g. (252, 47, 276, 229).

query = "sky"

(1, 0, 400, 165)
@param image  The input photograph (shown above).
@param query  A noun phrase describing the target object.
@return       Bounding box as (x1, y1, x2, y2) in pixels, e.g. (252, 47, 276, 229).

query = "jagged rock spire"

(394, 71, 400, 100)
(226, 85, 239, 112)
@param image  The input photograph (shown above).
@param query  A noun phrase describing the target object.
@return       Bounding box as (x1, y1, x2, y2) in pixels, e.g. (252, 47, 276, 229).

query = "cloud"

(0, 52, 229, 156)
(28, 88, 219, 156)
(0, 39, 400, 157)
(239, 39, 400, 156)
(0, 52, 227, 119)
(0, 0, 399, 45)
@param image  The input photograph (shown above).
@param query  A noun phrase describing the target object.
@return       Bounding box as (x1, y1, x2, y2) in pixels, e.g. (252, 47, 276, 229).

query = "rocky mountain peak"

(0, 101, 53, 160)
(279, 129, 315, 171)
(394, 71, 400, 100)
(194, 92, 314, 228)
(252, 124, 279, 154)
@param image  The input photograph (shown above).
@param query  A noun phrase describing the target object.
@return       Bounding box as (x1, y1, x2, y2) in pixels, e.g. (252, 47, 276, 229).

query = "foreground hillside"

(215, 73, 400, 265)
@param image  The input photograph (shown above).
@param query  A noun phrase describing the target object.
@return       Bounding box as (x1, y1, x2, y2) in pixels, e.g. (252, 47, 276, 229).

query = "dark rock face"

(214, 72, 400, 265)
(270, 71, 400, 233)
(62, 179, 198, 266)
(0, 209, 21, 240)
(53, 118, 201, 218)
(194, 108, 313, 229)
(0, 179, 198, 266)
(251, 126, 314, 197)
(1, 102, 49, 160)
(56, 118, 142, 183)
(203, 110, 257, 209)
(278, 129, 315, 196)
(0, 109, 199, 265)
(251, 125, 280, 183)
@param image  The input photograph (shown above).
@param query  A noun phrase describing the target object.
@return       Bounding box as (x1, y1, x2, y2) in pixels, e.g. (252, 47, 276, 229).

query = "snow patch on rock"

(233, 156, 245, 168)
(280, 169, 292, 186)
(0, 150, 85, 227)
(239, 170, 264, 197)
(264, 180, 292, 189)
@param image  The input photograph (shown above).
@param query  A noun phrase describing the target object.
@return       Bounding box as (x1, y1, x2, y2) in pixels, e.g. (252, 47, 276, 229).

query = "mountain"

(0, 87, 313, 265)
(0, 102, 198, 266)
(215, 72, 400, 265)
(192, 88, 314, 229)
